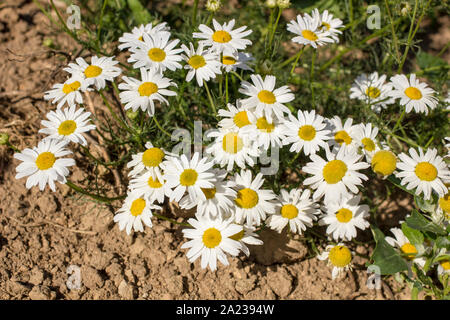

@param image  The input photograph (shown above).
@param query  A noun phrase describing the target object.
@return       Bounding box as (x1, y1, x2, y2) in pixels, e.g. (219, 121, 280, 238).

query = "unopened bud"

(126, 109, 139, 120)
(0, 133, 9, 145)
(277, 0, 290, 9)
(206, 0, 221, 12)
(265, 0, 277, 8)
(400, 2, 411, 16)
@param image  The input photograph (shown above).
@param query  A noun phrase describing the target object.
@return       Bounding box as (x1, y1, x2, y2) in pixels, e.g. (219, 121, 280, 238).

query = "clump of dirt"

(0, 0, 413, 300)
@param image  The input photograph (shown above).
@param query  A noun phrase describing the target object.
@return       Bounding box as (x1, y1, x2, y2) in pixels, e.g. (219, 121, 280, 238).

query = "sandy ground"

(0, 0, 429, 300)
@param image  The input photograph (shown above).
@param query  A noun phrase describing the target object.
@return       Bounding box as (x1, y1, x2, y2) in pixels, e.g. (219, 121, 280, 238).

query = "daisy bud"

(400, 2, 411, 16)
(265, 0, 277, 8)
(206, 0, 221, 12)
(0, 133, 9, 145)
(126, 109, 139, 120)
(277, 0, 290, 9)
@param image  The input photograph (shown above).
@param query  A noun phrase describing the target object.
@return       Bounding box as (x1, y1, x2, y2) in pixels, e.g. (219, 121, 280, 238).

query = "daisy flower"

(14, 139, 75, 191)
(39, 105, 96, 146)
(179, 169, 236, 219)
(239, 74, 294, 123)
(118, 67, 177, 116)
(163, 152, 216, 203)
(113, 192, 161, 235)
(390, 74, 438, 114)
(229, 226, 263, 257)
(64, 56, 121, 90)
(314, 9, 343, 42)
(181, 43, 222, 87)
(396, 147, 450, 200)
(267, 188, 320, 234)
(128, 32, 183, 72)
(128, 171, 172, 204)
(221, 50, 254, 73)
(370, 149, 398, 177)
(232, 169, 276, 227)
(44, 75, 87, 109)
(286, 12, 334, 48)
(118, 22, 170, 51)
(206, 128, 260, 171)
(281, 109, 330, 156)
(302, 146, 370, 203)
(241, 115, 286, 149)
(193, 19, 252, 54)
(319, 194, 370, 241)
(385, 227, 426, 267)
(127, 141, 169, 180)
(352, 123, 379, 157)
(349, 72, 395, 112)
(438, 187, 449, 220)
(318, 243, 354, 280)
(217, 100, 256, 132)
(328, 116, 359, 152)
(436, 249, 450, 276)
(181, 215, 242, 271)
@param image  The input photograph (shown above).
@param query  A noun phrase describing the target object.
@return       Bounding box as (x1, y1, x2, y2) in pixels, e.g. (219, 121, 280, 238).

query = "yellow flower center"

(322, 160, 347, 184)
(235, 188, 259, 209)
(328, 246, 352, 268)
(222, 56, 236, 65)
(256, 117, 275, 133)
(281, 204, 299, 219)
(229, 229, 245, 241)
(365, 86, 381, 99)
(440, 260, 450, 271)
(58, 120, 77, 136)
(334, 130, 352, 145)
(138, 82, 158, 96)
(371, 150, 397, 176)
(130, 198, 146, 217)
(202, 228, 222, 248)
(35, 152, 56, 170)
(148, 48, 166, 62)
(336, 208, 353, 223)
(415, 162, 438, 182)
(400, 243, 417, 260)
(212, 30, 232, 43)
(361, 137, 376, 152)
(302, 30, 318, 41)
(142, 147, 164, 167)
(321, 22, 331, 30)
(257, 90, 276, 104)
(180, 169, 198, 186)
(84, 65, 102, 78)
(138, 35, 143, 41)
(62, 81, 81, 94)
(233, 111, 251, 128)
(147, 177, 163, 189)
(298, 125, 316, 141)
(222, 132, 244, 154)
(404, 87, 422, 100)
(188, 55, 206, 69)
(201, 187, 217, 200)
(438, 191, 450, 214)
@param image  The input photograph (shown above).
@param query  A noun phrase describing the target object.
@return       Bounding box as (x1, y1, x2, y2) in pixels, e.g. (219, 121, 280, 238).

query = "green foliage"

(406, 210, 447, 236)
(371, 226, 408, 275)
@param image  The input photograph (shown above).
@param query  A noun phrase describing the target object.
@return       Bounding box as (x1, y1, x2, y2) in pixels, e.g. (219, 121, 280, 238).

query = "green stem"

(96, 0, 108, 47)
(153, 116, 172, 138)
(310, 50, 316, 103)
(268, 7, 282, 51)
(7, 141, 20, 153)
(206, 12, 214, 26)
(80, 145, 128, 167)
(231, 71, 244, 82)
(192, 0, 199, 27)
(100, 91, 134, 135)
(393, 107, 406, 133)
(66, 180, 126, 203)
(225, 72, 229, 105)
(204, 80, 216, 114)
(289, 47, 305, 76)
(153, 212, 191, 227)
(384, 0, 400, 62)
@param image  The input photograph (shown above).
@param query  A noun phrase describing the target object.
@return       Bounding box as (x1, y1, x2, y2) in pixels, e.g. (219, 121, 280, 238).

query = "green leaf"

(401, 223, 424, 245)
(416, 52, 448, 75)
(436, 237, 450, 250)
(406, 210, 447, 236)
(127, 0, 152, 25)
(414, 195, 436, 214)
(370, 226, 408, 275)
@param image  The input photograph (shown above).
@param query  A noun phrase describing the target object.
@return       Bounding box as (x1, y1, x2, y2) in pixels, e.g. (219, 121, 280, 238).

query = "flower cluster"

(11, 7, 449, 281)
